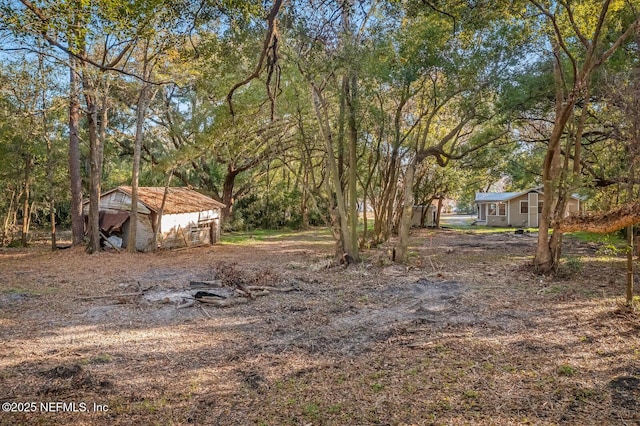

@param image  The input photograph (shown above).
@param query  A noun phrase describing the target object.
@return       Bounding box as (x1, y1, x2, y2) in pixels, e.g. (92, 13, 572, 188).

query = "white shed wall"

(159, 209, 220, 248)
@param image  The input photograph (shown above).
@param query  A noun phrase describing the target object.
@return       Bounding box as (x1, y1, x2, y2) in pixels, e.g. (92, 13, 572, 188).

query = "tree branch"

(226, 0, 284, 117)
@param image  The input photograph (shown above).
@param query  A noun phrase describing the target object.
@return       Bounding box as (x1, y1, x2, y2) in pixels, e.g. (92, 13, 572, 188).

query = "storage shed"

(84, 186, 225, 251)
(411, 205, 436, 227)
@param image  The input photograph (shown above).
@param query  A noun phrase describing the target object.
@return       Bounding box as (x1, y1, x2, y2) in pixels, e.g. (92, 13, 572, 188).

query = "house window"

(489, 202, 506, 216)
(538, 201, 544, 214)
(520, 201, 528, 214)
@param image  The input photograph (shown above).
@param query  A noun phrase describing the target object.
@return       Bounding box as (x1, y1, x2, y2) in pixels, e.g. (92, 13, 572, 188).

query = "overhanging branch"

(558, 202, 640, 234)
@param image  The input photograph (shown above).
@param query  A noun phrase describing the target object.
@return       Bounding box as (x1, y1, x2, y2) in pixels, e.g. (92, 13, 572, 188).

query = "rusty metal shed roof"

(106, 186, 225, 214)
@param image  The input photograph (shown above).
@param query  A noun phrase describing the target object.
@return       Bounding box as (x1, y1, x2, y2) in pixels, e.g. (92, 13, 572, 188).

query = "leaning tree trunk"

(68, 56, 84, 247)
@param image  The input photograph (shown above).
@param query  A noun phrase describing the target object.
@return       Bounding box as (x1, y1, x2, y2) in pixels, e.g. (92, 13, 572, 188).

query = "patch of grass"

(371, 383, 384, 392)
(557, 364, 577, 376)
(327, 404, 342, 414)
(561, 256, 584, 275)
(222, 228, 332, 245)
(568, 232, 627, 256)
(463, 390, 480, 399)
(406, 367, 419, 376)
(221, 229, 290, 244)
(302, 402, 320, 420)
(481, 361, 495, 371)
(567, 231, 624, 244)
(404, 382, 417, 393)
(541, 285, 565, 294)
(432, 397, 452, 411)
(434, 343, 449, 353)
(556, 256, 584, 279)
(90, 353, 112, 364)
(574, 387, 596, 401)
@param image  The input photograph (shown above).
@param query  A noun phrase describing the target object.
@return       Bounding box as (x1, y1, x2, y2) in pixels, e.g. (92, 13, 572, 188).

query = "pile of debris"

(77, 280, 300, 309)
(77, 263, 302, 310)
(167, 279, 300, 308)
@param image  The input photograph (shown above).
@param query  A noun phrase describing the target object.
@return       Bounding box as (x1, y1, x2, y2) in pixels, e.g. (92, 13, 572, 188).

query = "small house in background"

(84, 186, 225, 251)
(474, 187, 584, 227)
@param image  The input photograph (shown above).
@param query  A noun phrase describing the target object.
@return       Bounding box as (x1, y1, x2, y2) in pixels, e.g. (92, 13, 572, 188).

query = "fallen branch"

(177, 300, 195, 309)
(197, 297, 250, 307)
(557, 201, 640, 234)
(189, 280, 223, 288)
(199, 305, 213, 318)
(246, 285, 298, 293)
(171, 243, 209, 252)
(100, 231, 122, 252)
(193, 288, 236, 299)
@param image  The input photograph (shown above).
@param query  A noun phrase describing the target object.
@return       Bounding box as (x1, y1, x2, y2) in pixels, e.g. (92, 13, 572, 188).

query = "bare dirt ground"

(1, 228, 639, 425)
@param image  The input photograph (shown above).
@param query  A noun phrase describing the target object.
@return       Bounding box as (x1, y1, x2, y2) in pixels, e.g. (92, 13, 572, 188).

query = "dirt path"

(0, 229, 639, 425)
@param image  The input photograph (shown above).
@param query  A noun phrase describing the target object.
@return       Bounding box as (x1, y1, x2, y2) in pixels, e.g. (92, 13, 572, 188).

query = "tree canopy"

(0, 0, 639, 274)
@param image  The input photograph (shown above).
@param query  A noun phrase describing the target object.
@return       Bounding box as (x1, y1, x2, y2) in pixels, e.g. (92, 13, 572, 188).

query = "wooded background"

(0, 0, 638, 271)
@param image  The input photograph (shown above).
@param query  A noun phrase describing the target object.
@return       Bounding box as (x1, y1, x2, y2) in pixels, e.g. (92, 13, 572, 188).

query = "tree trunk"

(128, 43, 157, 252)
(534, 41, 577, 273)
(128, 81, 150, 252)
(21, 153, 31, 247)
(68, 56, 84, 247)
(346, 73, 359, 261)
(311, 84, 356, 262)
(301, 169, 310, 229)
(43, 116, 58, 251)
(396, 159, 416, 262)
(2, 189, 17, 243)
(627, 224, 634, 307)
(153, 170, 173, 251)
(221, 167, 240, 219)
(626, 107, 637, 306)
(435, 197, 443, 228)
(532, 3, 638, 272)
(85, 81, 101, 254)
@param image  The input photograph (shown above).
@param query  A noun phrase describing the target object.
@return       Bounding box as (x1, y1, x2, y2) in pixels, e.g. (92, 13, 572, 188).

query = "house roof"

(474, 191, 525, 202)
(105, 186, 225, 214)
(474, 187, 584, 203)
